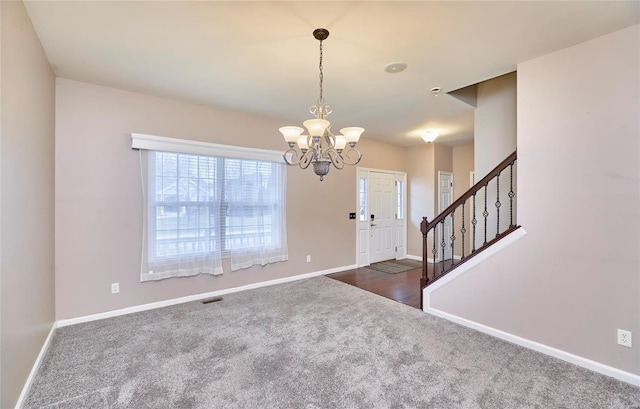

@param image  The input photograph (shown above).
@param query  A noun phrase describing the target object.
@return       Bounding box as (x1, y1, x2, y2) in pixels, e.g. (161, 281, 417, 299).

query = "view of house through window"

(150, 152, 221, 261)
(143, 149, 287, 281)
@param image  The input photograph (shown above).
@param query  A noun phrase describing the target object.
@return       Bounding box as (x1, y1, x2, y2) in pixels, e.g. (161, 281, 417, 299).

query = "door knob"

(370, 223, 377, 227)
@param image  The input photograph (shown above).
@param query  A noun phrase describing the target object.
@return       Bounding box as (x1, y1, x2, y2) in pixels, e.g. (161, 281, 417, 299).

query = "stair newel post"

(420, 217, 429, 310)
(420, 217, 429, 285)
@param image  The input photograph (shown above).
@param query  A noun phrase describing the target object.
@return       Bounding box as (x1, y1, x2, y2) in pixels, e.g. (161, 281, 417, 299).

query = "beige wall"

(474, 72, 517, 179)
(473, 72, 517, 246)
(406, 144, 435, 257)
(453, 143, 474, 198)
(55, 79, 407, 320)
(406, 142, 460, 258)
(430, 25, 640, 375)
(1, 1, 56, 407)
(452, 143, 474, 256)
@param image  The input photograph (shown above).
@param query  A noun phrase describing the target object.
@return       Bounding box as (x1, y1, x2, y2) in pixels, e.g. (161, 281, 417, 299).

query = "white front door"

(369, 171, 396, 263)
(438, 172, 454, 261)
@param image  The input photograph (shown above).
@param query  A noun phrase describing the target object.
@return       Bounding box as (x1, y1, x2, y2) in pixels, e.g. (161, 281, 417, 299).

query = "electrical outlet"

(306, 255, 311, 263)
(617, 329, 632, 348)
(111, 283, 120, 294)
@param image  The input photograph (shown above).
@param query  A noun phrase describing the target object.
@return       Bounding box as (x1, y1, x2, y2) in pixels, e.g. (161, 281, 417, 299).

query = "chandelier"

(279, 28, 364, 181)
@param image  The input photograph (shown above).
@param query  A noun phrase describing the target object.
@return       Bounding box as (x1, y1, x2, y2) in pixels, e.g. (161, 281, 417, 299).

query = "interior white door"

(438, 172, 454, 261)
(369, 172, 396, 263)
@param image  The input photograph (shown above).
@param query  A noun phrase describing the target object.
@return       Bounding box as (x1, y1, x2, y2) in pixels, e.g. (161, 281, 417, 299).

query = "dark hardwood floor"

(327, 263, 423, 309)
(327, 259, 459, 309)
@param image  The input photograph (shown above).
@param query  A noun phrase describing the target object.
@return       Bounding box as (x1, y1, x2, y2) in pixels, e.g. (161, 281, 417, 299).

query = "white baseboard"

(406, 255, 437, 263)
(424, 306, 640, 387)
(406, 255, 463, 263)
(57, 265, 357, 328)
(16, 323, 57, 409)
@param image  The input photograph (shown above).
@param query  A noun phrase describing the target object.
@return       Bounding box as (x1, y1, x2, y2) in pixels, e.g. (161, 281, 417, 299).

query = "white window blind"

(134, 134, 287, 282)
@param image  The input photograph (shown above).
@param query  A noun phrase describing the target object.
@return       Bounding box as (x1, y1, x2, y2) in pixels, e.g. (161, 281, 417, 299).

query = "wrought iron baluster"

(483, 183, 489, 245)
(431, 227, 437, 279)
(472, 192, 477, 253)
(440, 220, 446, 274)
(509, 161, 515, 228)
(461, 200, 466, 259)
(450, 210, 456, 266)
(495, 171, 501, 238)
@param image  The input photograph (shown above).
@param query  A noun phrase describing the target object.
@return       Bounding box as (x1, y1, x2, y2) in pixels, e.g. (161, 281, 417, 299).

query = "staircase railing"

(420, 151, 518, 297)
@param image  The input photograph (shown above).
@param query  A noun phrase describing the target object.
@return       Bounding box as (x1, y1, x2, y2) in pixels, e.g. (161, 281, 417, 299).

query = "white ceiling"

(24, 1, 639, 147)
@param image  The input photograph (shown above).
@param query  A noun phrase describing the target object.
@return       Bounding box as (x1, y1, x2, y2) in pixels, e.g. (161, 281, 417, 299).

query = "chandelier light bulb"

(334, 135, 347, 151)
(279, 126, 304, 144)
(296, 135, 309, 150)
(303, 119, 330, 137)
(340, 127, 364, 144)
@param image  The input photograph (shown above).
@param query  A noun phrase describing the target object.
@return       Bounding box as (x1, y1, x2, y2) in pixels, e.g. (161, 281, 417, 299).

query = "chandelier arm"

(338, 147, 363, 166)
(298, 149, 315, 169)
(283, 148, 302, 166)
(326, 148, 345, 170)
(283, 146, 317, 170)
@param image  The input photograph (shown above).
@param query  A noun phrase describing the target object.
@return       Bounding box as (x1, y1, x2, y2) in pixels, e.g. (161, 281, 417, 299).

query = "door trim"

(438, 171, 454, 213)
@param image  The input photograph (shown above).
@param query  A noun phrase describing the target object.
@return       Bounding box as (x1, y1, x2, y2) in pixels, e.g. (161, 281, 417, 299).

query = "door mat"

(367, 259, 423, 275)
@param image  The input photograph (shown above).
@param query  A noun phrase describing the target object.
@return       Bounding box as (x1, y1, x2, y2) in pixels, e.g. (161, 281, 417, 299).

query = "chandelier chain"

(318, 39, 324, 106)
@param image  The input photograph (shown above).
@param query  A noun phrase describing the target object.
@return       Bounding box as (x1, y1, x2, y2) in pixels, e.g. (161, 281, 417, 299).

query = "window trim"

(131, 133, 285, 164)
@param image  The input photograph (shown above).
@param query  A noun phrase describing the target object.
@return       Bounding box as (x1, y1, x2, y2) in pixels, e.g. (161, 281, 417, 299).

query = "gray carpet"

(25, 277, 640, 409)
(368, 259, 423, 275)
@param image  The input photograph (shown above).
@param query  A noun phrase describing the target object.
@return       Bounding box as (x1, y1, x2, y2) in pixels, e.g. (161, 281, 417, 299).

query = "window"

(222, 158, 283, 253)
(134, 134, 288, 282)
(396, 180, 404, 220)
(149, 152, 220, 262)
(359, 177, 368, 221)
